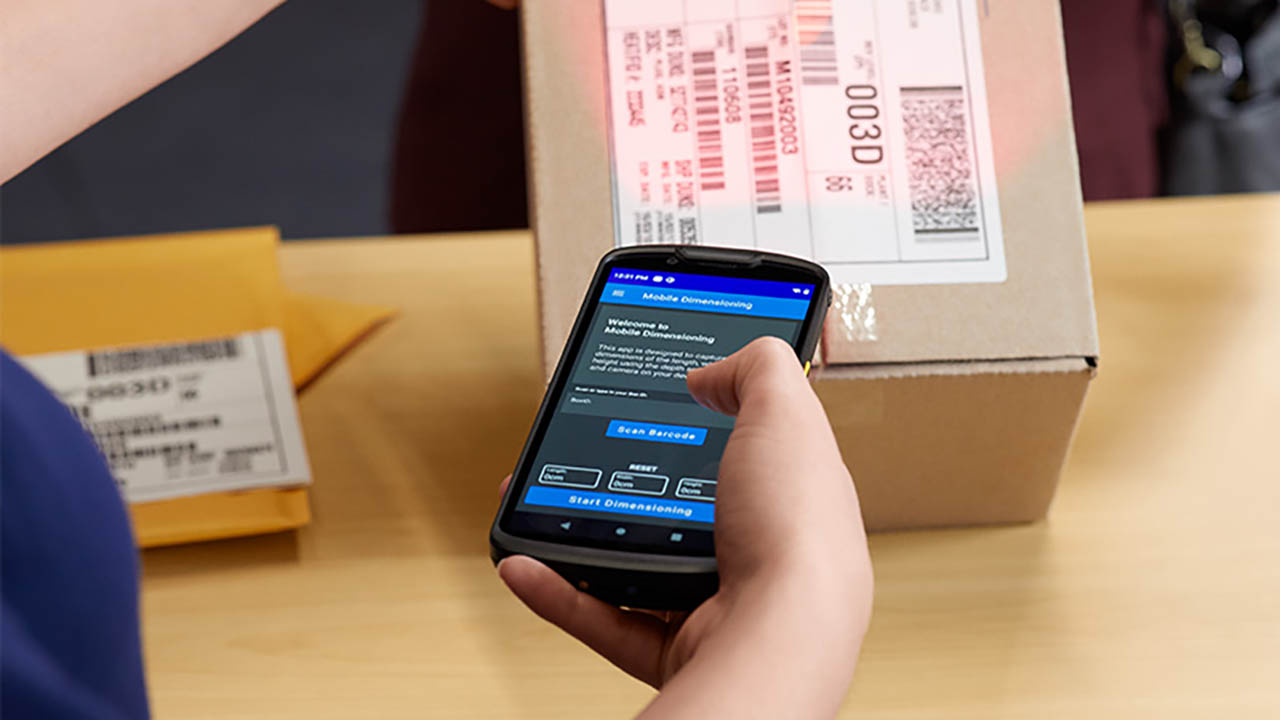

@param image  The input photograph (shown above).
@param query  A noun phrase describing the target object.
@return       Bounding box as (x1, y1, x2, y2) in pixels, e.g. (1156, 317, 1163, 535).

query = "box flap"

(815, 356, 1095, 382)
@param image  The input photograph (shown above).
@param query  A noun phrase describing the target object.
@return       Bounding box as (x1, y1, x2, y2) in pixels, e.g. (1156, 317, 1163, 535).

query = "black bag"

(1164, 0, 1280, 194)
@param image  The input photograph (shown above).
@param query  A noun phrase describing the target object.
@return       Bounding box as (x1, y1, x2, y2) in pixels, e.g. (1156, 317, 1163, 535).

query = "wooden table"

(140, 195, 1280, 719)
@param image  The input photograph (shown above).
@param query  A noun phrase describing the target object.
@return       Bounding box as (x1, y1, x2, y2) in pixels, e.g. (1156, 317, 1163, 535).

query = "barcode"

(87, 338, 241, 378)
(745, 45, 781, 214)
(89, 414, 221, 440)
(901, 87, 980, 240)
(102, 441, 197, 467)
(795, 0, 837, 86)
(691, 49, 725, 192)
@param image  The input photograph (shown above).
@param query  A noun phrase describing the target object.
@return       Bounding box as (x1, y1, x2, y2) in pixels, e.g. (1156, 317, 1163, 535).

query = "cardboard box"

(520, 0, 1098, 530)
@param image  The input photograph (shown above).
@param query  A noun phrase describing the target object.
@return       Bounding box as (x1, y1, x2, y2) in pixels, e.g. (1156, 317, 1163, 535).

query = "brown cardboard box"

(520, 0, 1099, 530)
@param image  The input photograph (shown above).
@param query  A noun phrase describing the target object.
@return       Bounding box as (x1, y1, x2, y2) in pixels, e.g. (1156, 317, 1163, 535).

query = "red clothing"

(1060, 0, 1170, 199)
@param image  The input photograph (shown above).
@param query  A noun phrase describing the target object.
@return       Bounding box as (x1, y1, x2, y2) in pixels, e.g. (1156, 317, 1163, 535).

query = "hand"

(498, 337, 873, 714)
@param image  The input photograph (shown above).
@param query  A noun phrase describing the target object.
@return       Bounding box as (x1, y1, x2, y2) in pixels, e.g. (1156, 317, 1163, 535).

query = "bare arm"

(0, 0, 284, 182)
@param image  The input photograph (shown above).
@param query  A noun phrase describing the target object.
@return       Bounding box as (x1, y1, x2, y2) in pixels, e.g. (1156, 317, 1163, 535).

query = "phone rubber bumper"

(491, 533, 718, 611)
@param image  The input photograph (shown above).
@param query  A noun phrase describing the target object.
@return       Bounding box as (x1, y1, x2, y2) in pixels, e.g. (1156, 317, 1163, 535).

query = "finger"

(685, 336, 858, 573)
(688, 337, 846, 495)
(498, 556, 667, 686)
(498, 474, 511, 497)
(686, 335, 810, 416)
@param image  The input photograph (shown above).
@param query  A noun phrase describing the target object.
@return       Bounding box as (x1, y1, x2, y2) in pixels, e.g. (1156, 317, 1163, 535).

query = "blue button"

(605, 419, 708, 446)
(523, 486, 715, 523)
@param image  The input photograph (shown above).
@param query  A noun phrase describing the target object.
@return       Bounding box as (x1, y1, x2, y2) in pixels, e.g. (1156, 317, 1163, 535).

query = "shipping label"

(18, 329, 311, 503)
(604, 0, 1005, 285)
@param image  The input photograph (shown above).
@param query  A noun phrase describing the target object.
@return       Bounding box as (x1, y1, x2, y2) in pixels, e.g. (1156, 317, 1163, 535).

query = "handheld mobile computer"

(490, 246, 830, 610)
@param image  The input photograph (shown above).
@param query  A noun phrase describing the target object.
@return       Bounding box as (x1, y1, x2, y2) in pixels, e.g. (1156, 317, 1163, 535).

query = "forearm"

(639, 574, 867, 720)
(0, 0, 284, 182)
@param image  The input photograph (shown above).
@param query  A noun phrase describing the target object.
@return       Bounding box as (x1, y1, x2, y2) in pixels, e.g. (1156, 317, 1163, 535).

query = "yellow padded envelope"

(0, 226, 393, 547)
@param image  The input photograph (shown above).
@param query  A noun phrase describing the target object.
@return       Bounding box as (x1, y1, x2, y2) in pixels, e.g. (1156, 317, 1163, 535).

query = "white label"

(604, 0, 1005, 285)
(17, 329, 311, 503)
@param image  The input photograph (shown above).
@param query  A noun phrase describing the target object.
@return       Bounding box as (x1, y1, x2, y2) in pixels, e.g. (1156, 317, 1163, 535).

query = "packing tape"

(832, 282, 879, 342)
(817, 282, 879, 368)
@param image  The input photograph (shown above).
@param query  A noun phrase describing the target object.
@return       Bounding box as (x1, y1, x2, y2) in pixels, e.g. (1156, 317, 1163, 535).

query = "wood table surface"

(140, 194, 1280, 718)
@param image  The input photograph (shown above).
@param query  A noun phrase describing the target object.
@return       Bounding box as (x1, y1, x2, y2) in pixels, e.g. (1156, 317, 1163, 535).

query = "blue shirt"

(1, 350, 150, 719)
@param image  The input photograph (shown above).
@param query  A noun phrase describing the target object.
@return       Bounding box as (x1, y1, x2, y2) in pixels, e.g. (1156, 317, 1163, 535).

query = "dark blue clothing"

(1, 350, 150, 719)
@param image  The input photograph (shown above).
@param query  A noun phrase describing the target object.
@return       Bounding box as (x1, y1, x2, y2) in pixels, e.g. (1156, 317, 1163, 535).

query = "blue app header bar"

(609, 267, 815, 300)
(600, 283, 810, 320)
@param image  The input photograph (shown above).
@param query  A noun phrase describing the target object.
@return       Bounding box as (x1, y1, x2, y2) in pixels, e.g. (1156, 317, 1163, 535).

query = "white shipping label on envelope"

(18, 329, 311, 504)
(604, 0, 1005, 285)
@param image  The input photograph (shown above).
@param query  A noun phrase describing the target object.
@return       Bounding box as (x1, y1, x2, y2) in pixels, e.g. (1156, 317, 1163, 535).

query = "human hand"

(498, 337, 872, 713)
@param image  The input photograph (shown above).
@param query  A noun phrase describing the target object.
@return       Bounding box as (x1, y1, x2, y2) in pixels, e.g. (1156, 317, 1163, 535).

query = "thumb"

(686, 335, 808, 416)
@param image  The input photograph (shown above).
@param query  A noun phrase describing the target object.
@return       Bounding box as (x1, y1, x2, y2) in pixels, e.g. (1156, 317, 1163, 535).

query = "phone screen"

(502, 264, 820, 556)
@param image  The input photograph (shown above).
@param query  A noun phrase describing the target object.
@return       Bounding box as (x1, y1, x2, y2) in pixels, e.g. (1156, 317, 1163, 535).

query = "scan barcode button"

(606, 420, 708, 446)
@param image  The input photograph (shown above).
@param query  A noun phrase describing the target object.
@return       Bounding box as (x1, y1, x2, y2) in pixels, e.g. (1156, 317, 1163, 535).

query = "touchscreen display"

(510, 266, 816, 548)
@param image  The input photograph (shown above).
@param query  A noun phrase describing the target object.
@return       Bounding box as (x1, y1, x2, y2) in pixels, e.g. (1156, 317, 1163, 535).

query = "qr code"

(900, 87, 980, 240)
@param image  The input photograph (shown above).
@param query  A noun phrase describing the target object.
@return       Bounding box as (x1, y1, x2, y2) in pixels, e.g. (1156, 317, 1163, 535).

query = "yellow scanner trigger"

(804, 361, 811, 376)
